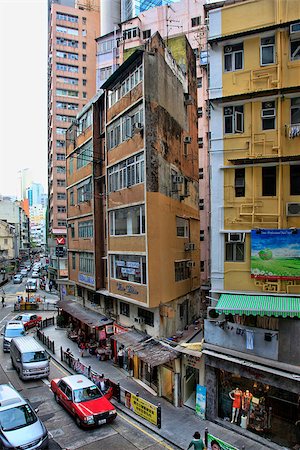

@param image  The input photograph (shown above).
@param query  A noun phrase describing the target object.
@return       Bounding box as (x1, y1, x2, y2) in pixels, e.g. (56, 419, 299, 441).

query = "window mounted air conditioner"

(186, 261, 195, 268)
(290, 22, 300, 38)
(286, 202, 300, 216)
(183, 136, 192, 144)
(185, 243, 196, 251)
(133, 122, 143, 133)
(134, 317, 145, 324)
(227, 232, 245, 243)
(173, 175, 184, 184)
(207, 306, 226, 322)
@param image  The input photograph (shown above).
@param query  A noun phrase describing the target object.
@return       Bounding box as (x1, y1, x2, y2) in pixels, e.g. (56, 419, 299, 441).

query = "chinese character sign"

(124, 390, 158, 426)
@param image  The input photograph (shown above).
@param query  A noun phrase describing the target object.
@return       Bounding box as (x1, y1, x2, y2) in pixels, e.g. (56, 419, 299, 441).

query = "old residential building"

(204, 0, 300, 447)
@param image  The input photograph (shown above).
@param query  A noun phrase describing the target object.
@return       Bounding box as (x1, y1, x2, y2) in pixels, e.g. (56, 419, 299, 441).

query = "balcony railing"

(286, 123, 300, 139)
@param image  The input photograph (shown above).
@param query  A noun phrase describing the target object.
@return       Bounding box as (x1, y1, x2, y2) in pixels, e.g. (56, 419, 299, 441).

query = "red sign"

(56, 237, 66, 245)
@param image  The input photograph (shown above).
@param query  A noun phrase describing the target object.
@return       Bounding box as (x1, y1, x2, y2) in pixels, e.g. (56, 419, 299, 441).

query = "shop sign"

(105, 324, 113, 334)
(124, 390, 158, 426)
(186, 355, 201, 368)
(78, 273, 95, 285)
(117, 282, 139, 295)
(195, 385, 206, 419)
(251, 228, 300, 279)
(207, 434, 238, 450)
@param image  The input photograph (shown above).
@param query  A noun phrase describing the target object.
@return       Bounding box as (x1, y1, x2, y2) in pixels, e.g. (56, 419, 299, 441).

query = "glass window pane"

(236, 243, 245, 261)
(225, 115, 233, 134)
(224, 54, 232, 72)
(262, 46, 274, 65)
(235, 51, 243, 69)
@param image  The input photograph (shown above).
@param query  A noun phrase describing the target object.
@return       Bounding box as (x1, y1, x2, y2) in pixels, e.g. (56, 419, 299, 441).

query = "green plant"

(56, 315, 67, 328)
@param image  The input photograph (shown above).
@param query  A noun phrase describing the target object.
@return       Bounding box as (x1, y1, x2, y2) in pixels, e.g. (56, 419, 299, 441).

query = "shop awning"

(56, 299, 113, 328)
(111, 330, 148, 347)
(132, 339, 180, 367)
(216, 293, 300, 318)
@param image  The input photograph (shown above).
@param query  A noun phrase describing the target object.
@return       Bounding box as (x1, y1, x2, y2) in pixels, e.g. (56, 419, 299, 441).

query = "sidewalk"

(41, 325, 286, 450)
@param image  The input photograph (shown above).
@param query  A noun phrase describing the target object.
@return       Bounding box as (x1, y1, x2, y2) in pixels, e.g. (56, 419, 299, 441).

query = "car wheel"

(75, 416, 82, 428)
(54, 393, 60, 404)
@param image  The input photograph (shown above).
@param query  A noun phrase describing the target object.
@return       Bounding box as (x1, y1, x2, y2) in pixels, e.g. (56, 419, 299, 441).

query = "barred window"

(106, 104, 144, 150)
(76, 139, 92, 169)
(107, 64, 143, 107)
(108, 152, 144, 193)
(78, 220, 93, 238)
(79, 252, 94, 274)
(175, 261, 190, 281)
(77, 178, 92, 202)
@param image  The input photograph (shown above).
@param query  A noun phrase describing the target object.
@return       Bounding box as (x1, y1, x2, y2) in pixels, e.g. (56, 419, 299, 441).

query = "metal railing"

(37, 329, 55, 354)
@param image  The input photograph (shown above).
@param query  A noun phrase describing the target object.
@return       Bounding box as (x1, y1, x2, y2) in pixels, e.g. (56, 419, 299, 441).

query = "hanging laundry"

(246, 329, 254, 350)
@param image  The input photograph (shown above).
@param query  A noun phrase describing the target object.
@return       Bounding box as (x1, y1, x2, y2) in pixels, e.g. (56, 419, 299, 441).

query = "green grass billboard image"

(251, 229, 300, 279)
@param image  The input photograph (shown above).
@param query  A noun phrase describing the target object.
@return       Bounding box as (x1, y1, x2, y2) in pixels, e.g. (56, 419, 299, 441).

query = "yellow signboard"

(125, 390, 158, 425)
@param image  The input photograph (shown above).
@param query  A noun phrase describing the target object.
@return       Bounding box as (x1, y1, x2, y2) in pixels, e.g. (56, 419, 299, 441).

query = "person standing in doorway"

(118, 346, 124, 368)
(187, 431, 205, 450)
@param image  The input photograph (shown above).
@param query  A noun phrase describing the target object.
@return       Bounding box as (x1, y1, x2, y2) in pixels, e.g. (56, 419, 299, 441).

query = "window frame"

(290, 165, 300, 195)
(224, 43, 244, 72)
(260, 36, 275, 66)
(225, 238, 245, 262)
(224, 105, 244, 134)
(261, 101, 276, 130)
(262, 166, 277, 196)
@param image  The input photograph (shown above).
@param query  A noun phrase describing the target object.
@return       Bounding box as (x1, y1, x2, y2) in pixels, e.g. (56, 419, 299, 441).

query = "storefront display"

(218, 370, 299, 447)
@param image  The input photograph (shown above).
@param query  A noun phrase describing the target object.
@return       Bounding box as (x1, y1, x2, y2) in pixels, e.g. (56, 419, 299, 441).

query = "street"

(0, 277, 178, 450)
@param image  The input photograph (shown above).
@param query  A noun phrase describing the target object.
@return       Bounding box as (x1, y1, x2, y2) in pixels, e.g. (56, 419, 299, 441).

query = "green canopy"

(216, 293, 300, 318)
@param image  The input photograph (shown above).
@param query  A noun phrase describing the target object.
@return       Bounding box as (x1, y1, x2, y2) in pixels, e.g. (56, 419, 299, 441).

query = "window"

(72, 252, 76, 269)
(108, 152, 144, 193)
(262, 166, 276, 196)
(110, 205, 145, 236)
(197, 107, 203, 118)
(56, 12, 78, 23)
(83, 92, 87, 98)
(78, 220, 93, 238)
(291, 98, 300, 124)
(262, 101, 276, 130)
(290, 24, 300, 60)
(57, 76, 78, 85)
(57, 193, 66, 200)
(56, 88, 78, 97)
(57, 63, 78, 73)
(77, 110, 92, 136)
(106, 104, 144, 150)
(110, 254, 147, 285)
(175, 261, 190, 282)
(70, 190, 74, 205)
(197, 77, 202, 88)
(56, 114, 75, 122)
(191, 16, 201, 27)
(97, 66, 112, 82)
(56, 128, 66, 135)
(224, 105, 244, 134)
(57, 166, 66, 173)
(120, 302, 130, 317)
(57, 153, 65, 160)
(235, 168, 245, 197)
(69, 157, 74, 174)
(200, 230, 205, 241)
(199, 168, 204, 179)
(56, 37, 78, 48)
(225, 236, 245, 262)
(82, 41, 86, 49)
(56, 25, 78, 36)
(82, 54, 86, 61)
(198, 137, 203, 148)
(57, 179, 66, 187)
(77, 178, 92, 202)
(56, 50, 78, 60)
(137, 308, 154, 327)
(56, 101, 78, 110)
(82, 17, 86, 24)
(290, 165, 300, 195)
(143, 29, 151, 39)
(70, 223, 75, 238)
(261, 36, 275, 65)
(76, 139, 92, 168)
(199, 199, 204, 210)
(200, 261, 205, 272)
(57, 206, 66, 213)
(56, 140, 65, 148)
(123, 27, 140, 40)
(83, 67, 87, 74)
(79, 252, 94, 274)
(107, 64, 143, 107)
(224, 43, 243, 72)
(82, 29, 87, 36)
(83, 79, 87, 86)
(176, 217, 189, 237)
(97, 39, 113, 54)
(58, 220, 66, 226)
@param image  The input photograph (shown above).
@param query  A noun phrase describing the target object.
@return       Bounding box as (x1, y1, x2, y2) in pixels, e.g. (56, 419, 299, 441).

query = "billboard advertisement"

(195, 384, 206, 419)
(207, 434, 238, 450)
(251, 229, 300, 279)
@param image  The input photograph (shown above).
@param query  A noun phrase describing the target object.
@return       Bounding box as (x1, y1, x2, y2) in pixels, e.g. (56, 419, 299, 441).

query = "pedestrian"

(118, 346, 125, 368)
(187, 431, 205, 450)
(65, 348, 73, 366)
(1, 296, 5, 308)
(49, 280, 53, 293)
(79, 342, 86, 357)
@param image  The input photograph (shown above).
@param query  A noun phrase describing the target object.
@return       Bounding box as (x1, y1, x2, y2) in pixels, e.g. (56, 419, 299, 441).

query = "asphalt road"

(0, 277, 177, 450)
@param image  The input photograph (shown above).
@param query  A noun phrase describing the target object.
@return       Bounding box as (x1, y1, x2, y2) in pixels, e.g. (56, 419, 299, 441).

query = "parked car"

(0, 383, 48, 449)
(2, 321, 26, 352)
(31, 271, 40, 278)
(50, 374, 116, 428)
(20, 268, 28, 277)
(13, 314, 42, 330)
(13, 274, 23, 284)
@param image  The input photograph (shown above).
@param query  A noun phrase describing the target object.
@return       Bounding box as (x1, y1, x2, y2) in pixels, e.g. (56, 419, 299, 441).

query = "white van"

(10, 336, 50, 380)
(26, 278, 38, 292)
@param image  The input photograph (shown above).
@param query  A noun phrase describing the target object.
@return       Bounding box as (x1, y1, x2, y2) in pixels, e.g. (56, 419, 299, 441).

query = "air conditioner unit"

(290, 22, 300, 38)
(184, 94, 193, 105)
(227, 232, 245, 243)
(286, 202, 300, 216)
(186, 261, 195, 268)
(207, 307, 226, 322)
(133, 122, 144, 133)
(173, 175, 184, 184)
(185, 243, 196, 251)
(184, 136, 192, 144)
(134, 317, 145, 324)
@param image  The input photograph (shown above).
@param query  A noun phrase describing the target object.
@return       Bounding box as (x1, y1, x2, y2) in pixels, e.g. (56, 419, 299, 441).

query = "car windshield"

(22, 351, 48, 363)
(5, 329, 24, 338)
(73, 385, 102, 403)
(15, 316, 29, 322)
(0, 404, 37, 431)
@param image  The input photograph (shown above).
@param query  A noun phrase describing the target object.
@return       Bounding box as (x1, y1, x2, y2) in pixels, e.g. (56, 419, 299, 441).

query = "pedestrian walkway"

(41, 325, 286, 450)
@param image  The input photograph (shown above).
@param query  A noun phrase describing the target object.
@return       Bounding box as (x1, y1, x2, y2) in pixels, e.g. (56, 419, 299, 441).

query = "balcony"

(204, 320, 279, 360)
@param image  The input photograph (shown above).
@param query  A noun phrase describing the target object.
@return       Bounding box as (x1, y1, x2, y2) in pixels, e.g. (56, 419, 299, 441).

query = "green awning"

(216, 294, 300, 318)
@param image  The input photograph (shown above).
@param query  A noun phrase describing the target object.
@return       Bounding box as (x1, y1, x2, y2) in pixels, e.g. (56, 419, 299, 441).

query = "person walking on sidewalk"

(187, 431, 206, 450)
(118, 346, 124, 368)
(1, 296, 5, 308)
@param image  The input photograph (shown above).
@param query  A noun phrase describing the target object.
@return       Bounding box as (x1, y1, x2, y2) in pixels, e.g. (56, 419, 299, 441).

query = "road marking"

(51, 359, 70, 376)
(0, 313, 12, 325)
(117, 411, 175, 450)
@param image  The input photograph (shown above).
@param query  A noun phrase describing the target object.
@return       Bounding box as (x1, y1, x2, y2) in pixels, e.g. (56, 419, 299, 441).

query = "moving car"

(31, 271, 40, 278)
(13, 274, 23, 284)
(26, 279, 38, 292)
(13, 314, 42, 330)
(0, 383, 48, 449)
(50, 374, 116, 428)
(20, 268, 28, 277)
(10, 336, 50, 380)
(2, 321, 26, 352)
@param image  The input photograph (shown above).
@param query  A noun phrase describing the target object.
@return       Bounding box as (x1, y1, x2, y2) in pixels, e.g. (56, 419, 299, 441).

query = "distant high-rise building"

(26, 183, 45, 207)
(121, 0, 180, 22)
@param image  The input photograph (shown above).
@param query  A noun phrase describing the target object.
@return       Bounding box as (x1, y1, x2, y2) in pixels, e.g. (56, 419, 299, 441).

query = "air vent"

(286, 202, 300, 216)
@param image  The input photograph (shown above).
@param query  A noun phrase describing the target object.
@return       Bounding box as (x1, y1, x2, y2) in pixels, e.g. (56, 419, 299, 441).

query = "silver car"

(0, 384, 48, 449)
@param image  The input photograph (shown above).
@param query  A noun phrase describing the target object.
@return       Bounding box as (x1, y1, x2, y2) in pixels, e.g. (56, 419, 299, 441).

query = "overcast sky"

(0, 0, 48, 198)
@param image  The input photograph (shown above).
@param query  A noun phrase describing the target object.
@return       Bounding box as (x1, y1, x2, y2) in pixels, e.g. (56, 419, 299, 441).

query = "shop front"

(179, 349, 204, 410)
(110, 329, 148, 375)
(205, 352, 300, 449)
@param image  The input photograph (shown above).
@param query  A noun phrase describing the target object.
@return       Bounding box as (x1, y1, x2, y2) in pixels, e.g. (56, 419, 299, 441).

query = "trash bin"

(241, 415, 248, 429)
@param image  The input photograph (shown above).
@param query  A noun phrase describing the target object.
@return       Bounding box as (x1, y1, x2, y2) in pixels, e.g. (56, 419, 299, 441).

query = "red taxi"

(14, 314, 42, 330)
(50, 374, 117, 428)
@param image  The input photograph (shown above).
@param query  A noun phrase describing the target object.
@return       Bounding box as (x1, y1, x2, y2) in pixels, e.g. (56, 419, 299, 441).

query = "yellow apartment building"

(204, 0, 300, 447)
